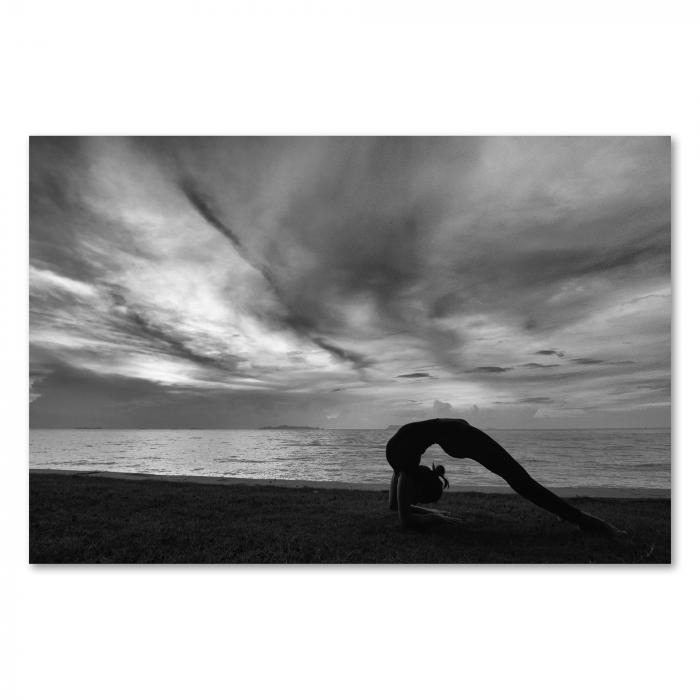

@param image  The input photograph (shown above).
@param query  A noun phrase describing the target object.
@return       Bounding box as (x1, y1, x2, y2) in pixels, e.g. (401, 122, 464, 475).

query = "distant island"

(386, 424, 401, 431)
(258, 425, 324, 430)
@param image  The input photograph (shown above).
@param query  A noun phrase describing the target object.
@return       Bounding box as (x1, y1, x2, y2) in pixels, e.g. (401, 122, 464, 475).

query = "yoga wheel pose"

(386, 418, 621, 535)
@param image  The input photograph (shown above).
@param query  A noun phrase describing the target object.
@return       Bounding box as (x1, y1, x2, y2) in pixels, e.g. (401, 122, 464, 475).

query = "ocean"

(29, 427, 671, 491)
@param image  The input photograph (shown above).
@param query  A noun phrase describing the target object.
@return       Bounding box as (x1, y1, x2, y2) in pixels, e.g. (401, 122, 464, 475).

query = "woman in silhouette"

(387, 418, 621, 535)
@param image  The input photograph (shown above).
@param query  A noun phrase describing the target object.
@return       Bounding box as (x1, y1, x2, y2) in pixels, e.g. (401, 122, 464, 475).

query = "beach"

(29, 470, 671, 564)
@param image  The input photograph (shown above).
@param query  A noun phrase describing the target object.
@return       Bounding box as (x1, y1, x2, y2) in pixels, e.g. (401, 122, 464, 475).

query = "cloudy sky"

(29, 137, 670, 429)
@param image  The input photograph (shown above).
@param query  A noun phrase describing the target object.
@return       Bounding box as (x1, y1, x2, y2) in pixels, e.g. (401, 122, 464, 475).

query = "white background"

(1, 2, 698, 699)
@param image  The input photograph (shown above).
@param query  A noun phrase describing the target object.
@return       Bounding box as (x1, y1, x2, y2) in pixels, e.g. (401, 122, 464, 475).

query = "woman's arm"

(397, 474, 456, 526)
(389, 471, 399, 511)
(397, 472, 415, 527)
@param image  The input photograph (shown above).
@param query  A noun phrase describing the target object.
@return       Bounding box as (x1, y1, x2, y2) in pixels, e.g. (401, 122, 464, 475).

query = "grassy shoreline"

(29, 468, 670, 499)
(29, 471, 671, 564)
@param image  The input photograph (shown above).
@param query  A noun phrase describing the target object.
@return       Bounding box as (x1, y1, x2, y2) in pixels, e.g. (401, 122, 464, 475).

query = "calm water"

(29, 428, 671, 490)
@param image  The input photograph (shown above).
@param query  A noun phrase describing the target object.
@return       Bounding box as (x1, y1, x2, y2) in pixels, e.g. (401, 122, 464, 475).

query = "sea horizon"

(29, 426, 671, 431)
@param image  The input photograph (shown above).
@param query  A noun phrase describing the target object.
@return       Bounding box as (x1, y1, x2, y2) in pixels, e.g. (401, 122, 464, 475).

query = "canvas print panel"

(29, 136, 671, 563)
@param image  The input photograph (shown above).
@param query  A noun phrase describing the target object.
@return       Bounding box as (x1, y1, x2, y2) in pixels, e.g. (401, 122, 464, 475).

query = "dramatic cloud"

(29, 137, 671, 428)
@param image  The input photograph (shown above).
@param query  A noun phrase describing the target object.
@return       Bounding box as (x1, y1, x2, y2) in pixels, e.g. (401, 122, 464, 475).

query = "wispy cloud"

(463, 366, 512, 374)
(29, 136, 671, 427)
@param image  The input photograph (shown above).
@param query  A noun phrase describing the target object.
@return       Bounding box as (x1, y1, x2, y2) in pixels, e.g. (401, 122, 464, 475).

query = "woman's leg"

(454, 426, 618, 533)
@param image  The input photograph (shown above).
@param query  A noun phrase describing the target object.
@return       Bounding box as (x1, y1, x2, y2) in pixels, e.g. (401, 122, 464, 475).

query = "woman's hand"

(410, 505, 461, 524)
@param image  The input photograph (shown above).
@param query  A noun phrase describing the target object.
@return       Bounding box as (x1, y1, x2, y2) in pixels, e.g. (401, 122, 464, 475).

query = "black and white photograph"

(29, 136, 671, 563)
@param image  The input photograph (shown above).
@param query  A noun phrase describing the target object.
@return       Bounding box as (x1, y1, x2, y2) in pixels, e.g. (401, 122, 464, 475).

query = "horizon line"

(29, 425, 672, 431)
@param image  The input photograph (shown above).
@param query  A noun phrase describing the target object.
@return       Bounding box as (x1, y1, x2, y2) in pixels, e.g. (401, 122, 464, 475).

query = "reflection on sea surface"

(30, 428, 671, 490)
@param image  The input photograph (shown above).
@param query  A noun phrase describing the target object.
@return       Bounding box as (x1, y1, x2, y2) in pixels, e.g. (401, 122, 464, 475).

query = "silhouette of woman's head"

(408, 462, 450, 504)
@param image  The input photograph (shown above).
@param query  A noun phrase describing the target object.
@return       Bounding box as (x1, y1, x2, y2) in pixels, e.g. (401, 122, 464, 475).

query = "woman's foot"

(579, 513, 627, 538)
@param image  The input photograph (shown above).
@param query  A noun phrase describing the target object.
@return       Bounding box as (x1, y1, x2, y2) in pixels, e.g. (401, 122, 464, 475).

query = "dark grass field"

(29, 472, 671, 564)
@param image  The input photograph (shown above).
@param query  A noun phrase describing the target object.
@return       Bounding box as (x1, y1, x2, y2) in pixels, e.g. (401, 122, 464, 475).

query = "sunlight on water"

(29, 428, 671, 490)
